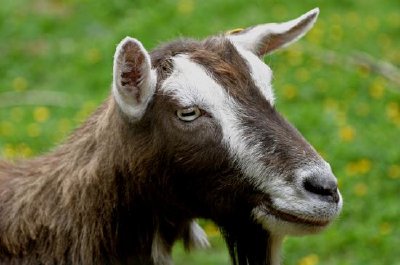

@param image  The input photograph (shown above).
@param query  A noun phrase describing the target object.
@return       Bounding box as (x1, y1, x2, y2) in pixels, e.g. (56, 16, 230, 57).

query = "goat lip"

(261, 205, 330, 227)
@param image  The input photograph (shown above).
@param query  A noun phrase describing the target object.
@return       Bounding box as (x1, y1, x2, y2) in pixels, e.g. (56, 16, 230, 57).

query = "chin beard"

(219, 218, 280, 265)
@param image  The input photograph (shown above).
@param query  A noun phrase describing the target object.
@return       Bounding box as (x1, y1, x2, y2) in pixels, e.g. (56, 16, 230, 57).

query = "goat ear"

(113, 37, 156, 119)
(227, 8, 319, 56)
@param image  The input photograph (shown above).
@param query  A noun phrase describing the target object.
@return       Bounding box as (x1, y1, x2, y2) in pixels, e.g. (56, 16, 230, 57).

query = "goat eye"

(176, 107, 201, 122)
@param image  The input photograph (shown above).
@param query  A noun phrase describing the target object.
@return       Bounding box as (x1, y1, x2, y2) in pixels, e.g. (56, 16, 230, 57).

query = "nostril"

(303, 177, 339, 203)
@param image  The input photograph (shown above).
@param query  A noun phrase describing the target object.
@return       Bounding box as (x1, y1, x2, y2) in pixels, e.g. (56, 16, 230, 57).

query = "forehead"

(151, 37, 274, 106)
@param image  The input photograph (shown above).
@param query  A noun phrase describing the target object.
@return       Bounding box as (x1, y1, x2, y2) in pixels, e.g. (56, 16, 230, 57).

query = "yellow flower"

(285, 48, 303, 66)
(18, 143, 33, 158)
(386, 102, 399, 120)
(12, 77, 28, 92)
(388, 165, 400, 179)
(204, 222, 220, 237)
(298, 254, 319, 265)
(386, 102, 400, 127)
(2, 143, 33, 159)
(379, 222, 393, 236)
(354, 182, 368, 197)
(365, 16, 379, 32)
(27, 123, 41, 137)
(3, 144, 16, 159)
(282, 84, 298, 100)
(33, 107, 50, 123)
(339, 125, 355, 142)
(306, 24, 323, 45)
(369, 78, 386, 99)
(358, 159, 372, 174)
(345, 159, 372, 176)
(177, 0, 194, 15)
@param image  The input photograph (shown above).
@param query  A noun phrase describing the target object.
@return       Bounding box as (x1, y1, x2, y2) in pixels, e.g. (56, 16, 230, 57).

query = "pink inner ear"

(120, 43, 145, 104)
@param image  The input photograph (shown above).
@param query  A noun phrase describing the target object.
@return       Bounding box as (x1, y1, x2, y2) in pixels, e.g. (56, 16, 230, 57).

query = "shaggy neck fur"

(0, 99, 192, 265)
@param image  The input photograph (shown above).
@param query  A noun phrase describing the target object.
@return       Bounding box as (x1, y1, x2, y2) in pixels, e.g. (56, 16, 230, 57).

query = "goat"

(0, 8, 342, 265)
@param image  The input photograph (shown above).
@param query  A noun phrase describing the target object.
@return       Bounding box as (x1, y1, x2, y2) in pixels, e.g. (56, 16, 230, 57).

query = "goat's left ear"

(113, 37, 156, 120)
(227, 8, 319, 56)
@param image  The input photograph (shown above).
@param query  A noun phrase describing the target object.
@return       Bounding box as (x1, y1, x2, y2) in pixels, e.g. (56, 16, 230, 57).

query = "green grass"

(1, 0, 399, 264)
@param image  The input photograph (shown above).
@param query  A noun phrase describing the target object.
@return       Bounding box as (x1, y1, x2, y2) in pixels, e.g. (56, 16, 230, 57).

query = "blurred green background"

(0, 0, 399, 264)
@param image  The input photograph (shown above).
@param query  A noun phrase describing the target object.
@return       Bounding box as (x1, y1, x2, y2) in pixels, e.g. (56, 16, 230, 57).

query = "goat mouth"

(259, 205, 330, 227)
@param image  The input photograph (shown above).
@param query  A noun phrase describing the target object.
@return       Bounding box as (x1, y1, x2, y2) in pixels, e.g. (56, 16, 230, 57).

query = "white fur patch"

(252, 163, 343, 236)
(161, 55, 268, 190)
(161, 55, 226, 109)
(187, 220, 210, 249)
(234, 45, 275, 104)
(151, 231, 172, 265)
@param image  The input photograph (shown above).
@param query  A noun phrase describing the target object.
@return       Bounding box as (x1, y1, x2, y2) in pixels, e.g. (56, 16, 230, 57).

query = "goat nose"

(303, 175, 340, 203)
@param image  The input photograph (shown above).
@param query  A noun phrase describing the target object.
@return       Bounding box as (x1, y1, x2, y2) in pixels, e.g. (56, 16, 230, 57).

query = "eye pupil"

(177, 107, 201, 122)
(181, 111, 196, 117)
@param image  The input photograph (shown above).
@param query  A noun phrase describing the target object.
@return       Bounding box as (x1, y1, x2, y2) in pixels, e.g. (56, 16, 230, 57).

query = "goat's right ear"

(227, 8, 319, 57)
(113, 37, 156, 120)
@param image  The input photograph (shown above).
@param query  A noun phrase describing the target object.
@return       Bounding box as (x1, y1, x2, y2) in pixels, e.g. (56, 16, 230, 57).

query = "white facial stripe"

(161, 55, 226, 109)
(234, 45, 275, 105)
(227, 45, 343, 226)
(162, 55, 341, 236)
(161, 55, 268, 186)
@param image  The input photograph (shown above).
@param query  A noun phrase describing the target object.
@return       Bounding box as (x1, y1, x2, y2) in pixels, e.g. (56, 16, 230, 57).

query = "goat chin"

(252, 206, 332, 236)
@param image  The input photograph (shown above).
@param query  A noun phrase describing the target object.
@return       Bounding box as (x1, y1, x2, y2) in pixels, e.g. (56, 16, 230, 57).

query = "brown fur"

(0, 39, 248, 265)
(0, 98, 194, 264)
(0, 35, 330, 265)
